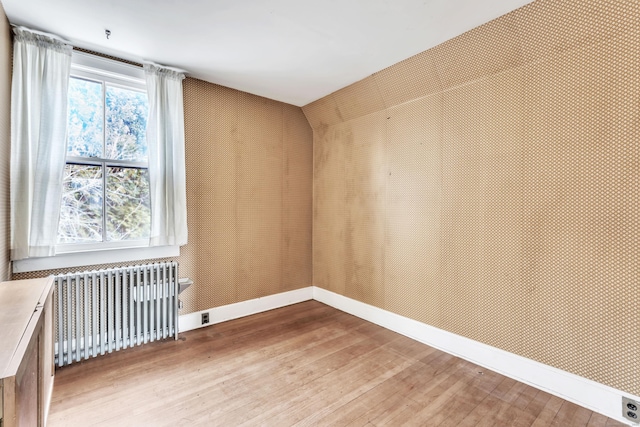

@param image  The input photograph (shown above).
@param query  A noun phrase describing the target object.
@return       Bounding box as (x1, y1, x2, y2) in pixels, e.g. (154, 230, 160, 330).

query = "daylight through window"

(57, 56, 151, 251)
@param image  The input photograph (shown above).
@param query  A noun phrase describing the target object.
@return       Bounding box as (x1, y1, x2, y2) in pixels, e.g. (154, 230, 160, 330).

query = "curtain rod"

(11, 25, 70, 44)
(141, 60, 188, 74)
(13, 25, 188, 75)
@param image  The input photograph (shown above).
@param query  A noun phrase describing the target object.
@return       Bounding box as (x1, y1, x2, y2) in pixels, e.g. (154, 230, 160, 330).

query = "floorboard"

(47, 301, 627, 426)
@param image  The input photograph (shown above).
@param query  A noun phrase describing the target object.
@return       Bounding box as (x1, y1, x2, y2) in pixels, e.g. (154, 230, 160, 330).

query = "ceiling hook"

(105, 29, 111, 40)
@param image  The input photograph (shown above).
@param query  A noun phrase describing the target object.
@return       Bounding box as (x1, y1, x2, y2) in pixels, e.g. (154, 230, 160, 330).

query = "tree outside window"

(57, 75, 151, 246)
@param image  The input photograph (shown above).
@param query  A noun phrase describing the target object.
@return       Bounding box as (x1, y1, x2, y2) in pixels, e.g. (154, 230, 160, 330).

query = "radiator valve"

(178, 278, 193, 294)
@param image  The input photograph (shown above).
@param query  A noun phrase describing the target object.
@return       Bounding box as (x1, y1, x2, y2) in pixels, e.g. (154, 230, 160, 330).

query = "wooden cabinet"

(0, 277, 54, 427)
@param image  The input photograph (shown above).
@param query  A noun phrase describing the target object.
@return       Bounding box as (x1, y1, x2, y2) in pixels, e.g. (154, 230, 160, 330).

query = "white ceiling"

(2, 0, 533, 106)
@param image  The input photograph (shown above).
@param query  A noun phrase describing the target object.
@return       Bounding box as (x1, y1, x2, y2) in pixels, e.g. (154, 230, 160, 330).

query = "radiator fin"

(53, 262, 179, 368)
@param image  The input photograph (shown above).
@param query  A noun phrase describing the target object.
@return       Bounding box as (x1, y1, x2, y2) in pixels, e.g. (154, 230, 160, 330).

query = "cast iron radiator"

(53, 262, 179, 367)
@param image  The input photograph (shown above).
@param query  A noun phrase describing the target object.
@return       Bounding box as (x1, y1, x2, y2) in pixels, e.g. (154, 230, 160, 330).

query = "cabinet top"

(0, 277, 54, 378)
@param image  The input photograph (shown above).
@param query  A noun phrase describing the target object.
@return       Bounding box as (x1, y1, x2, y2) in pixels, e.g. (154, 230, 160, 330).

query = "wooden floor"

(48, 301, 626, 426)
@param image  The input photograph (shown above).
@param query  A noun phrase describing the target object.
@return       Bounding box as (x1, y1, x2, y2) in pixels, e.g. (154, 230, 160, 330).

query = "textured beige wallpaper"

(0, 4, 11, 281)
(178, 79, 313, 312)
(305, 0, 640, 396)
(14, 77, 313, 314)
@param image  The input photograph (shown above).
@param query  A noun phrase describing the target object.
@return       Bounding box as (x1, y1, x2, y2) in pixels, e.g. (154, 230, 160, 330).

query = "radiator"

(53, 262, 179, 368)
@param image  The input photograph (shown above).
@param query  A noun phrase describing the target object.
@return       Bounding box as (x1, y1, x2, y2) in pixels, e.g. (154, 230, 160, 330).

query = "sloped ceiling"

(2, 0, 533, 106)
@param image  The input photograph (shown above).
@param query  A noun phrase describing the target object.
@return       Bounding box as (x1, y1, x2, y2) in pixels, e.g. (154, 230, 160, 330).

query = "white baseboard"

(177, 285, 636, 424)
(179, 287, 313, 333)
(313, 287, 637, 425)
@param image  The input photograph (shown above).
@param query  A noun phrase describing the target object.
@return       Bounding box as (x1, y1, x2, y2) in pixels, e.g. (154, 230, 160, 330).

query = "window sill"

(12, 245, 180, 274)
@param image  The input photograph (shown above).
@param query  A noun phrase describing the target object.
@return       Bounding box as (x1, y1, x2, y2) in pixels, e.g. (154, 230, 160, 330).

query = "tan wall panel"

(182, 80, 239, 309)
(342, 112, 387, 307)
(308, 0, 640, 396)
(313, 112, 387, 306)
(208, 84, 239, 306)
(513, 0, 638, 65)
(237, 93, 284, 301)
(384, 95, 441, 324)
(438, 148, 485, 340)
(332, 77, 385, 124)
(282, 104, 313, 290)
(440, 67, 525, 352)
(430, 13, 522, 91)
(313, 123, 347, 295)
(0, 6, 10, 281)
(181, 79, 211, 307)
(374, 51, 442, 109)
(520, 33, 639, 388)
(301, 94, 342, 132)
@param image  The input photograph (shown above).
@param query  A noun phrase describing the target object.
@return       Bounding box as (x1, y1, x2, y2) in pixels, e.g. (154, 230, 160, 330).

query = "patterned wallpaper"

(304, 0, 640, 396)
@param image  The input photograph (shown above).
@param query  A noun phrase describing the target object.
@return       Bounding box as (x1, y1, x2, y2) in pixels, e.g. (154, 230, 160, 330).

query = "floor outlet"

(202, 312, 209, 325)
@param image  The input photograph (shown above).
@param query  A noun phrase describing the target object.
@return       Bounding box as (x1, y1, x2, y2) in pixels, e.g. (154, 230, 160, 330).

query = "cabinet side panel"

(41, 291, 53, 425)
(15, 332, 39, 426)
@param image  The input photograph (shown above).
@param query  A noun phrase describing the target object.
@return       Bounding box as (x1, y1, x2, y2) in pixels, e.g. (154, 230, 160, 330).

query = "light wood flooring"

(48, 301, 627, 426)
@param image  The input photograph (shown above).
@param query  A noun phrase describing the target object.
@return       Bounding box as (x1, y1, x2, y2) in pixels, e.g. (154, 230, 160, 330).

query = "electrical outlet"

(623, 396, 639, 423)
(201, 312, 209, 325)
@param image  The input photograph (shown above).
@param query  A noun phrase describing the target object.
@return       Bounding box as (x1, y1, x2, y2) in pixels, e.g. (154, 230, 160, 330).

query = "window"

(57, 53, 151, 253)
(11, 50, 183, 274)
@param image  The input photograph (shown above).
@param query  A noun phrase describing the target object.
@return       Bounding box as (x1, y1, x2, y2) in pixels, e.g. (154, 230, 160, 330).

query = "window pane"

(106, 86, 149, 162)
(58, 165, 103, 243)
(67, 77, 103, 158)
(106, 167, 150, 241)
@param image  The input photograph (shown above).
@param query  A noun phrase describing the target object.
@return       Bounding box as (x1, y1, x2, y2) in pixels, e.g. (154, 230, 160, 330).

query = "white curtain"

(10, 27, 72, 260)
(144, 64, 188, 247)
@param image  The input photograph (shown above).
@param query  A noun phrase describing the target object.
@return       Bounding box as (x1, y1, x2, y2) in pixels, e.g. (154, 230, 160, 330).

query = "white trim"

(178, 287, 313, 333)
(71, 51, 145, 86)
(312, 287, 637, 425)
(175, 286, 637, 424)
(56, 239, 150, 254)
(12, 245, 180, 273)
